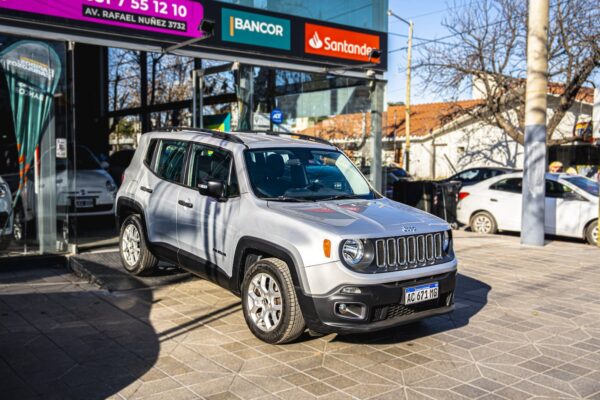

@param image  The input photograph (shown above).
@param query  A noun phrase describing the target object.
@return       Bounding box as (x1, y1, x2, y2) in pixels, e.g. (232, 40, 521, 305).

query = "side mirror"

(198, 180, 227, 200)
(100, 161, 110, 170)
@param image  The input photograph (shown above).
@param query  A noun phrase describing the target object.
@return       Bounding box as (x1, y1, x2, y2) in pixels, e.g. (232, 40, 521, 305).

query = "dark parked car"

(443, 167, 516, 187)
(361, 166, 413, 197)
(106, 149, 135, 186)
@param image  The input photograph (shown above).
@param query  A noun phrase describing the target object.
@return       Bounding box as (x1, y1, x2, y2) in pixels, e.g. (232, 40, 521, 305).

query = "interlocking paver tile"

(2, 231, 600, 399)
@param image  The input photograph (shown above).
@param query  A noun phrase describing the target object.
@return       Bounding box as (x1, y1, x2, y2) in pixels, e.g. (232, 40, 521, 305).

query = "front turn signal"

(323, 239, 331, 258)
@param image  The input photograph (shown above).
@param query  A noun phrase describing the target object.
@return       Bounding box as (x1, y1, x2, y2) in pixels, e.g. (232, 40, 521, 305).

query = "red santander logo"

(305, 23, 380, 63)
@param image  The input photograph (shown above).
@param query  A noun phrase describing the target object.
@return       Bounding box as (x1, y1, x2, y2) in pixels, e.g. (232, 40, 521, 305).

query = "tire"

(241, 257, 305, 344)
(470, 211, 497, 234)
(119, 214, 158, 276)
(585, 220, 598, 246)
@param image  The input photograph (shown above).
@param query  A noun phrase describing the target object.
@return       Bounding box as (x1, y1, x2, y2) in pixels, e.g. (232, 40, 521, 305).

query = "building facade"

(0, 0, 389, 259)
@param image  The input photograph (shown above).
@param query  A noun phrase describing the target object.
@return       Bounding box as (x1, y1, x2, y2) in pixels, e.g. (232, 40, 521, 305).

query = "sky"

(385, 0, 462, 105)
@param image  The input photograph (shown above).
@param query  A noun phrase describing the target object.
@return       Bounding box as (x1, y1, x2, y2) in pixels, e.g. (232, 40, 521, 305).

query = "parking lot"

(1, 231, 600, 400)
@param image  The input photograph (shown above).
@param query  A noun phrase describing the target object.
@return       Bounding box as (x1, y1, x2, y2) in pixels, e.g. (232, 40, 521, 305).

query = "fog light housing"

(335, 302, 366, 320)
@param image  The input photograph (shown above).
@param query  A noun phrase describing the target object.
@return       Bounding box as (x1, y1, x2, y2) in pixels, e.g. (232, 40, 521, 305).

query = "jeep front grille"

(375, 233, 443, 270)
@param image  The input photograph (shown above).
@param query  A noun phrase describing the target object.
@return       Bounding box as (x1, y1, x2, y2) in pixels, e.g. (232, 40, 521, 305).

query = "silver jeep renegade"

(116, 128, 457, 344)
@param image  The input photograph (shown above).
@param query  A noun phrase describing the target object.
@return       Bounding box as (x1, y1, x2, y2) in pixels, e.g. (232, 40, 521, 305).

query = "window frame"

(183, 141, 240, 199)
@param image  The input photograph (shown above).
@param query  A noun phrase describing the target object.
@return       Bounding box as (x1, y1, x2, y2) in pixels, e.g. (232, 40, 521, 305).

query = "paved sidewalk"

(1, 232, 599, 399)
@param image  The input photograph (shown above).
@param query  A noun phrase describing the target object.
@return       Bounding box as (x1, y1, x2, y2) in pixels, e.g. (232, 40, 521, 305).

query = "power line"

(387, 0, 561, 55)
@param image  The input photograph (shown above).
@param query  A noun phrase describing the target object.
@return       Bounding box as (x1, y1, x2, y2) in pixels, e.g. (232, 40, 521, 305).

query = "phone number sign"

(0, 0, 204, 38)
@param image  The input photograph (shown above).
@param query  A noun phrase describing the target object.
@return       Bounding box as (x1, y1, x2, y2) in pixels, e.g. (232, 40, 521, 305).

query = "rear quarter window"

(144, 139, 158, 168)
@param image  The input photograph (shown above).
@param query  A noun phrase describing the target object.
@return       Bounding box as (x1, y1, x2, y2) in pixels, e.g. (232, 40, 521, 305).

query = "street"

(1, 231, 599, 400)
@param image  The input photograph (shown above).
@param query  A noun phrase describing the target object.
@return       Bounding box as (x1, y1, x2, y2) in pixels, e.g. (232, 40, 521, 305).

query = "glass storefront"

(0, 35, 72, 257)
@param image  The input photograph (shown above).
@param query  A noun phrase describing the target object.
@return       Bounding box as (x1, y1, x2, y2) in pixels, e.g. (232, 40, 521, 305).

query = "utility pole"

(387, 9, 413, 173)
(521, 0, 549, 246)
(405, 20, 413, 173)
(370, 80, 385, 193)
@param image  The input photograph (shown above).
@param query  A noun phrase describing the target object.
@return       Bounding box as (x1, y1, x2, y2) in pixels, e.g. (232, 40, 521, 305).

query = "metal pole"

(370, 80, 384, 192)
(404, 21, 413, 173)
(521, 0, 549, 246)
(192, 69, 204, 128)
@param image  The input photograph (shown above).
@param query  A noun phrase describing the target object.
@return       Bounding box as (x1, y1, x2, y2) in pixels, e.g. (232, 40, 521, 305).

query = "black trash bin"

(392, 180, 460, 228)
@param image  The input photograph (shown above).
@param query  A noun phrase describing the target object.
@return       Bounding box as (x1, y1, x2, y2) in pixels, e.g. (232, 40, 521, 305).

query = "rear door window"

(490, 178, 523, 193)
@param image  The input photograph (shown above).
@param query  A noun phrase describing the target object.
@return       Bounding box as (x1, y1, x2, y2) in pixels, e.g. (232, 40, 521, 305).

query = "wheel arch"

(231, 236, 305, 296)
(583, 218, 598, 241)
(116, 197, 146, 227)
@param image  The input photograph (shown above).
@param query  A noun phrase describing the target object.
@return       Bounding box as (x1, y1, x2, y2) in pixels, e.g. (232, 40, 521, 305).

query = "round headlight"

(342, 239, 364, 266)
(106, 180, 117, 192)
(341, 239, 375, 270)
(443, 231, 451, 252)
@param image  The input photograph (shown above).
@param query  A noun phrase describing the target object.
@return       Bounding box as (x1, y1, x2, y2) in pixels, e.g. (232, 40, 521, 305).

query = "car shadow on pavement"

(333, 273, 490, 345)
(0, 260, 163, 399)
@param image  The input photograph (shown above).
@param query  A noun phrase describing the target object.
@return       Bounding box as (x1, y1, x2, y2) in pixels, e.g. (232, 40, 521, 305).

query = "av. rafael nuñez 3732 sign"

(0, 0, 204, 38)
(305, 22, 381, 63)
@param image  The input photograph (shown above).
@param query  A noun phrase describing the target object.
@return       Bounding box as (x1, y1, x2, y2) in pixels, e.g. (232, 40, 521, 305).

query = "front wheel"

(119, 215, 158, 276)
(470, 211, 498, 234)
(242, 258, 305, 344)
(585, 221, 598, 246)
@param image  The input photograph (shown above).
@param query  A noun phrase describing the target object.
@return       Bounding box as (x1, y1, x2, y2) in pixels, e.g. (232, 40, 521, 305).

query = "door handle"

(178, 200, 193, 208)
(140, 186, 153, 194)
(490, 198, 498, 202)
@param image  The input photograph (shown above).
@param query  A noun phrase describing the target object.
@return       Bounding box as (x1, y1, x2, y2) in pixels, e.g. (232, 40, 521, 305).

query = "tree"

(419, 0, 600, 145)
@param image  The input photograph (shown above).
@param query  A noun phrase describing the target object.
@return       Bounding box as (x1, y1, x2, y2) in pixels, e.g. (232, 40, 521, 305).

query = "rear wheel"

(242, 258, 305, 344)
(585, 220, 598, 246)
(119, 214, 158, 276)
(470, 211, 497, 234)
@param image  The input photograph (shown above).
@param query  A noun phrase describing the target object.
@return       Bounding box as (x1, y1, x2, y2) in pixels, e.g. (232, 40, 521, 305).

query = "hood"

(267, 197, 448, 237)
(57, 169, 115, 192)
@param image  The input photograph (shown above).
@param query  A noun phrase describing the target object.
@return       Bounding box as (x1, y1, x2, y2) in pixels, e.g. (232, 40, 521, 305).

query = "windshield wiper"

(262, 196, 311, 202)
(318, 194, 365, 201)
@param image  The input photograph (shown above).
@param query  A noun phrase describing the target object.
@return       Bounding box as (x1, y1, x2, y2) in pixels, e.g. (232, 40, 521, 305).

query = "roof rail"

(157, 126, 246, 145)
(237, 130, 335, 147)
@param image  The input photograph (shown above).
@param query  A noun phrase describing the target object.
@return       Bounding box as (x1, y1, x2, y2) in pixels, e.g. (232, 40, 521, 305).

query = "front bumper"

(297, 270, 456, 334)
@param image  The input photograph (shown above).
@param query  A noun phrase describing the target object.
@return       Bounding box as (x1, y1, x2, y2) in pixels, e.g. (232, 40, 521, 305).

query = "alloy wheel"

(592, 226, 598, 245)
(473, 215, 492, 234)
(247, 272, 283, 332)
(121, 223, 141, 266)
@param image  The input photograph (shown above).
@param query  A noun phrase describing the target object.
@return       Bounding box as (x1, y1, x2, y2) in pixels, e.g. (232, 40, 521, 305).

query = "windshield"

(57, 146, 102, 171)
(564, 176, 599, 196)
(244, 148, 377, 201)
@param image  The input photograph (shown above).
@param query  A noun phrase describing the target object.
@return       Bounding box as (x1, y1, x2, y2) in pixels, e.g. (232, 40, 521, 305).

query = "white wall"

(406, 99, 592, 179)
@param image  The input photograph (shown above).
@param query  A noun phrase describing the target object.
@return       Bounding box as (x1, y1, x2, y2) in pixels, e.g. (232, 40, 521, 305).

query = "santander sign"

(305, 23, 381, 63)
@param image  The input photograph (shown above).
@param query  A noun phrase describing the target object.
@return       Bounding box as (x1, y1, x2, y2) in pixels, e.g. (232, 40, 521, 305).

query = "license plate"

(404, 282, 439, 305)
(75, 199, 94, 208)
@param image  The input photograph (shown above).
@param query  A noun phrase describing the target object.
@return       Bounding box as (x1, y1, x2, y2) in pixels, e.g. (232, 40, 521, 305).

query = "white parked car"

(116, 129, 458, 344)
(10, 146, 117, 242)
(457, 172, 599, 245)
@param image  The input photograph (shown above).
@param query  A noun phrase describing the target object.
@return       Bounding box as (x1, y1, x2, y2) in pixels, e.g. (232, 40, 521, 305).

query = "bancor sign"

(0, 0, 204, 38)
(305, 23, 380, 63)
(222, 8, 290, 50)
